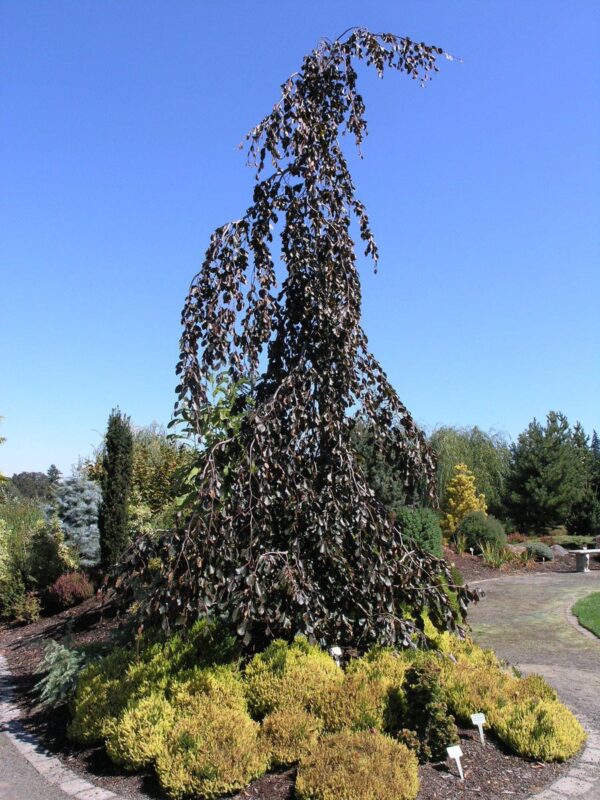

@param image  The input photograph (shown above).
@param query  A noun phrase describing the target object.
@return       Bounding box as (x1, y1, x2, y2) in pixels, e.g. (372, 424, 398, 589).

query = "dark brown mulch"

(0, 596, 572, 800)
(417, 729, 565, 799)
(446, 546, 599, 586)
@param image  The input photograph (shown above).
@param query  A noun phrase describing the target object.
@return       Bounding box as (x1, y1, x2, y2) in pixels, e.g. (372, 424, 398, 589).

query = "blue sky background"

(1, 0, 599, 475)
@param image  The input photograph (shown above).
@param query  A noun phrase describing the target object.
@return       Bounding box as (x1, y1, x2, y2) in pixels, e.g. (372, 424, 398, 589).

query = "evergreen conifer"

(57, 477, 101, 566)
(99, 409, 133, 569)
(443, 463, 487, 534)
(505, 412, 592, 534)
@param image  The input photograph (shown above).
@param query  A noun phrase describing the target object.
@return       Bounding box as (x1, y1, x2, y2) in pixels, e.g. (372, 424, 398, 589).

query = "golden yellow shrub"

(443, 463, 486, 534)
(295, 730, 419, 800)
(313, 672, 389, 733)
(346, 646, 411, 688)
(105, 694, 175, 770)
(437, 635, 585, 762)
(493, 699, 586, 761)
(155, 703, 268, 799)
(169, 663, 246, 712)
(68, 643, 177, 745)
(260, 707, 322, 766)
(244, 637, 343, 718)
(67, 649, 133, 743)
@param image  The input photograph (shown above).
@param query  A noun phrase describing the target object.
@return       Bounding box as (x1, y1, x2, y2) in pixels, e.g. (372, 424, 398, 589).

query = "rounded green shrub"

(395, 507, 443, 558)
(155, 703, 268, 799)
(526, 542, 554, 562)
(494, 699, 586, 761)
(105, 693, 175, 770)
(260, 707, 322, 766)
(295, 730, 419, 800)
(244, 637, 343, 718)
(456, 511, 506, 553)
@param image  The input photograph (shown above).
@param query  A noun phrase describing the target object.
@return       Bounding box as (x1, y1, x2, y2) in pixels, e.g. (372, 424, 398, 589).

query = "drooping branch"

(113, 28, 478, 651)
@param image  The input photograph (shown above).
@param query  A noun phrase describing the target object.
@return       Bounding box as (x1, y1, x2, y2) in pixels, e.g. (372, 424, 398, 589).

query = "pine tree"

(98, 409, 133, 569)
(57, 477, 101, 566)
(443, 463, 487, 534)
(505, 412, 590, 534)
(566, 424, 600, 536)
(47, 465, 62, 488)
(591, 431, 600, 489)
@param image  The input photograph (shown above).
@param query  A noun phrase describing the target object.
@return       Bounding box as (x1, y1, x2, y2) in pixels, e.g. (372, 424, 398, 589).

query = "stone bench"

(571, 549, 600, 573)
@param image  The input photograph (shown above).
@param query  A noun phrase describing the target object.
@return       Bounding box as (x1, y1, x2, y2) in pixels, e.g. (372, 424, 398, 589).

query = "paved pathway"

(469, 570, 600, 800)
(0, 655, 116, 800)
(0, 732, 74, 800)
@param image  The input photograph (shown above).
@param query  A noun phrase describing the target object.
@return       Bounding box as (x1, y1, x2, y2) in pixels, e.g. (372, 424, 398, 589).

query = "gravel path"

(469, 569, 600, 799)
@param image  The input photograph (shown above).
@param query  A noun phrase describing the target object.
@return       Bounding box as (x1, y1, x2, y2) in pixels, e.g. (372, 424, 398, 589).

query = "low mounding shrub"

(260, 707, 322, 766)
(46, 572, 94, 610)
(158, 618, 238, 673)
(526, 542, 554, 562)
(169, 664, 247, 712)
(395, 507, 443, 558)
(313, 671, 390, 733)
(244, 637, 343, 718)
(295, 730, 419, 800)
(68, 648, 133, 743)
(105, 694, 175, 771)
(494, 699, 586, 761)
(346, 646, 411, 689)
(457, 511, 506, 553)
(433, 633, 586, 762)
(68, 621, 238, 746)
(155, 703, 268, 799)
(311, 646, 412, 735)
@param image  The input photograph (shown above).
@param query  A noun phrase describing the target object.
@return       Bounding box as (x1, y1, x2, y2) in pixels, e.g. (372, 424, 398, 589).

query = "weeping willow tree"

(113, 28, 477, 651)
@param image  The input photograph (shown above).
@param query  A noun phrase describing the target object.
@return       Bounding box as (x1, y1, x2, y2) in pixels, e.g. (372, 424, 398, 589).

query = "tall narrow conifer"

(99, 409, 133, 569)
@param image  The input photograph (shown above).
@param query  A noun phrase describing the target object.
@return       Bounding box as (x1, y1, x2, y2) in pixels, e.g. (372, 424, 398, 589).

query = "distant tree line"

(354, 411, 599, 537)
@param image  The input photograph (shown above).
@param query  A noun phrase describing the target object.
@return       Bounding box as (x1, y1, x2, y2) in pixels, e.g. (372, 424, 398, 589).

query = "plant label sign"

(446, 745, 464, 780)
(471, 712, 486, 744)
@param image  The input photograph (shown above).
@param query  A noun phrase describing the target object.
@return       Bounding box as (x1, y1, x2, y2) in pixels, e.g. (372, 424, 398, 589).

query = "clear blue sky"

(1, 0, 599, 475)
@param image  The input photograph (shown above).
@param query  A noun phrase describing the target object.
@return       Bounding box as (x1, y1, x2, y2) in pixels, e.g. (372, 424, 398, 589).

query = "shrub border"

(1, 652, 598, 800)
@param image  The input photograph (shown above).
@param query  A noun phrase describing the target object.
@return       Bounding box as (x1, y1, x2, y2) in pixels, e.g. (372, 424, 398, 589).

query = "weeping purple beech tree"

(113, 28, 477, 651)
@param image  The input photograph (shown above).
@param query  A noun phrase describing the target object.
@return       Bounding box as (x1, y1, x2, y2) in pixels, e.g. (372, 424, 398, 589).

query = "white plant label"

(446, 745, 464, 780)
(471, 712, 486, 745)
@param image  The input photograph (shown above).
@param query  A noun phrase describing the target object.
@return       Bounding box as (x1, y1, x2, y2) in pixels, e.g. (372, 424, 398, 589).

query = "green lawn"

(572, 592, 600, 638)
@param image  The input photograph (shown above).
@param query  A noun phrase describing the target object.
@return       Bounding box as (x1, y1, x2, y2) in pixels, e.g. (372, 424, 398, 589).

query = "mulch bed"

(446, 546, 600, 585)
(0, 596, 573, 800)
